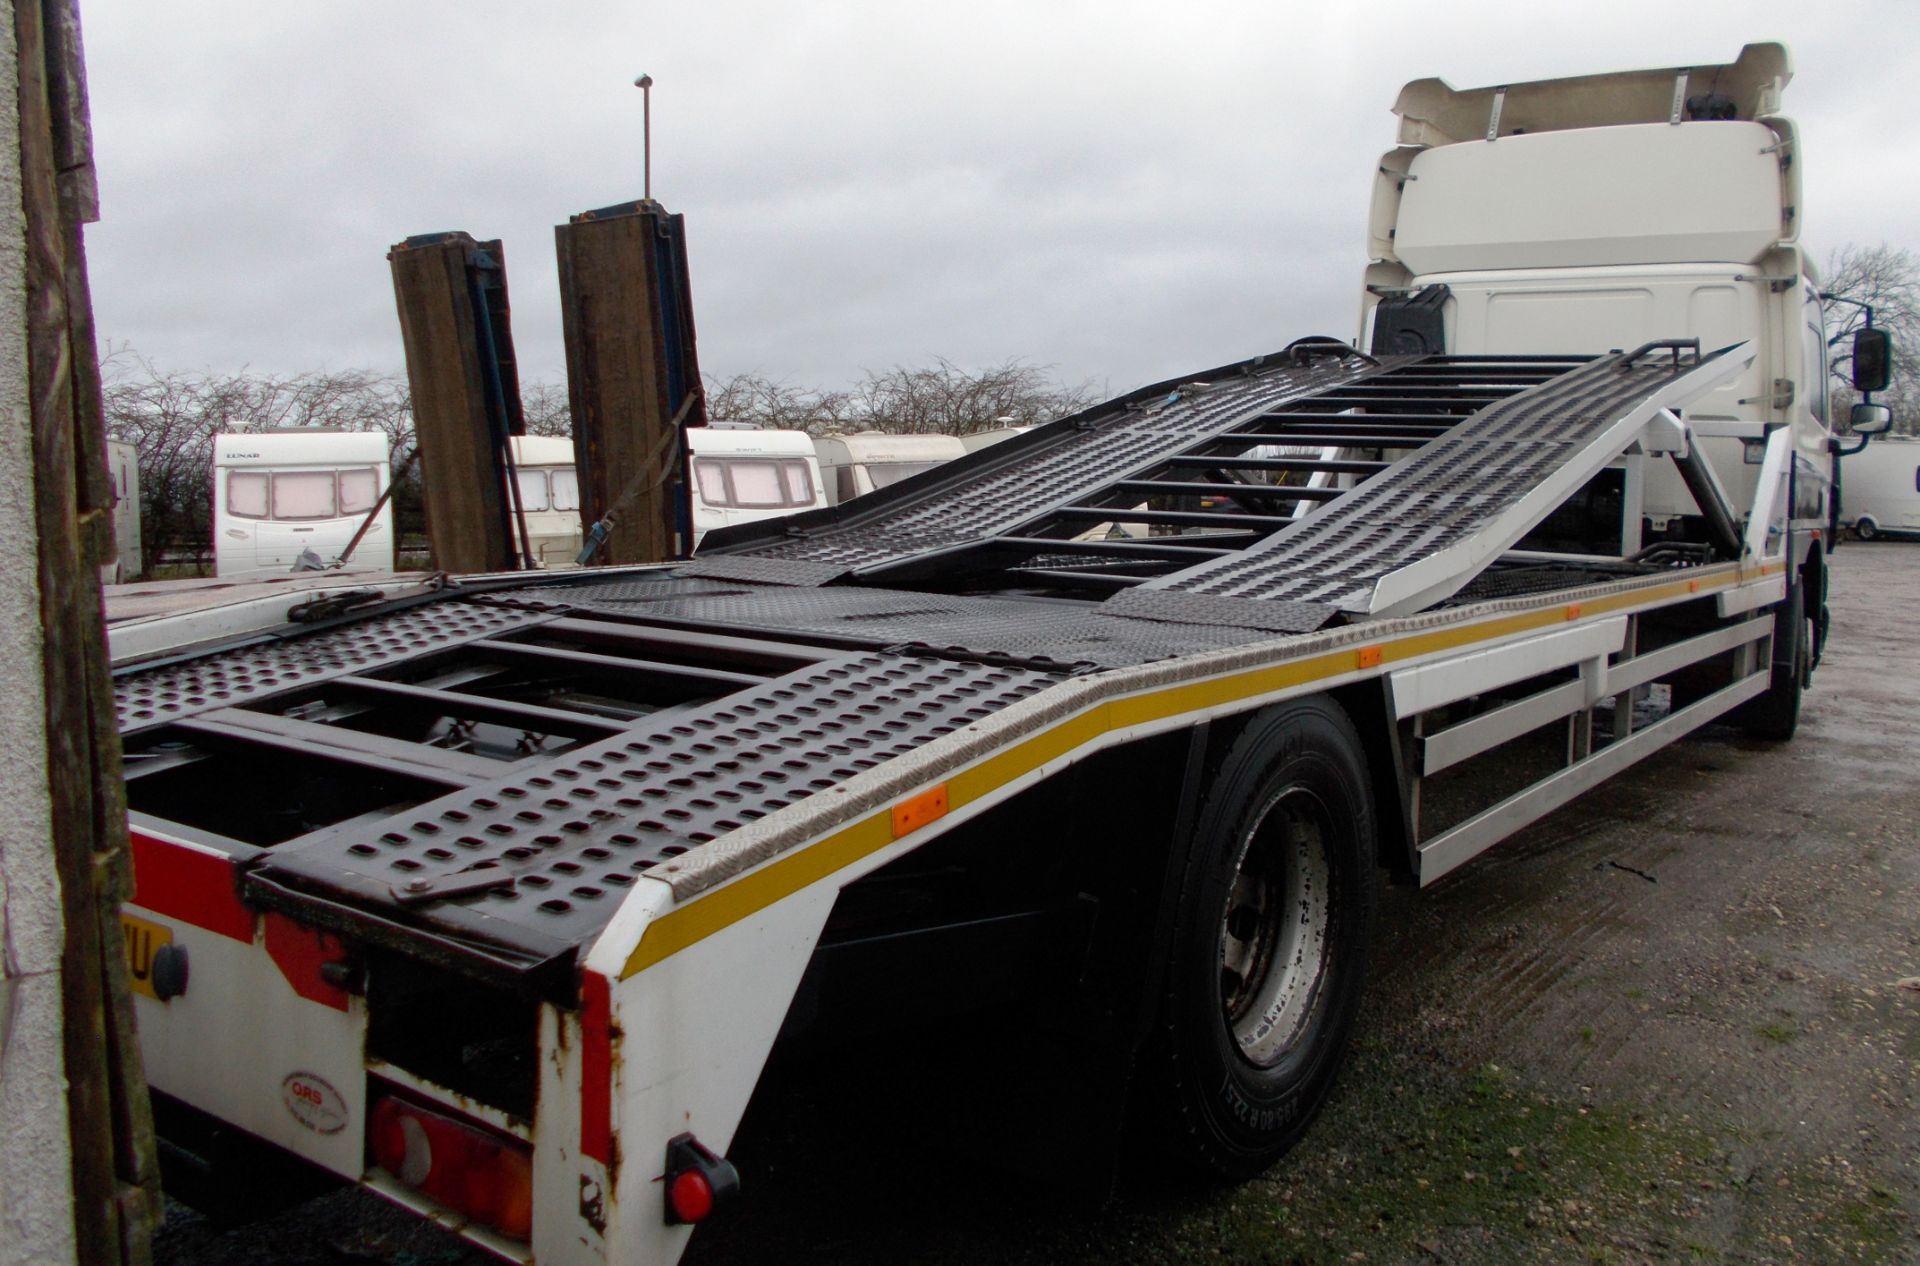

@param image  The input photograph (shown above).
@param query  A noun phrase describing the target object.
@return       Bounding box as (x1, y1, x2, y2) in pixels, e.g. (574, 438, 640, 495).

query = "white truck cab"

(1361, 43, 1831, 547)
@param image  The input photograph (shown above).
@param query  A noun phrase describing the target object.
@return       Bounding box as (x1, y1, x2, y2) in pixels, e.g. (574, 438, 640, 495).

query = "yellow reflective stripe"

(618, 563, 1781, 978)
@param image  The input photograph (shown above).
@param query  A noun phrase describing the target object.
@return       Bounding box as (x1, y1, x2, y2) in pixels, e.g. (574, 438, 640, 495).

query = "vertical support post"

(555, 200, 706, 565)
(387, 232, 527, 574)
(6, 0, 160, 1260)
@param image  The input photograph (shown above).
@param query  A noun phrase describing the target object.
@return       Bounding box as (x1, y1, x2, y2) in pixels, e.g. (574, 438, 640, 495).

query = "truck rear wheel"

(1739, 590, 1811, 742)
(1147, 697, 1377, 1179)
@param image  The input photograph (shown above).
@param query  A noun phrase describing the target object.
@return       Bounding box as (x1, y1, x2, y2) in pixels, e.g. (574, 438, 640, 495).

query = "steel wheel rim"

(1219, 786, 1333, 1068)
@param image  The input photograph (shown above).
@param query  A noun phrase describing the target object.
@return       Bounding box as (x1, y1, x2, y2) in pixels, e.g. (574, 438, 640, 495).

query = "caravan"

(1842, 434, 1920, 540)
(213, 431, 394, 577)
(812, 431, 965, 505)
(508, 435, 583, 564)
(103, 438, 141, 583)
(688, 428, 826, 547)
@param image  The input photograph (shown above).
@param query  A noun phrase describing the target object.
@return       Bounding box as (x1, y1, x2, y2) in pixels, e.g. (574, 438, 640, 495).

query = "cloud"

(78, 1, 1920, 398)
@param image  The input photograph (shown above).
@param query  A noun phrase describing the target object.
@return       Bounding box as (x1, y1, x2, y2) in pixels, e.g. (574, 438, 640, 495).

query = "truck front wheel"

(1147, 697, 1378, 1179)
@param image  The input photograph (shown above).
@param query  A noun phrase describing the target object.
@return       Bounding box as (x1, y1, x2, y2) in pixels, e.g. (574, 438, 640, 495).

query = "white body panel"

(213, 431, 394, 577)
(1392, 123, 1786, 275)
(1841, 435, 1920, 536)
(812, 432, 965, 505)
(688, 428, 826, 547)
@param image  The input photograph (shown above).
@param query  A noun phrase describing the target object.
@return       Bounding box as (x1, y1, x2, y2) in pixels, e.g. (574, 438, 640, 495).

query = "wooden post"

(387, 232, 524, 574)
(555, 200, 705, 564)
(9, 0, 160, 1261)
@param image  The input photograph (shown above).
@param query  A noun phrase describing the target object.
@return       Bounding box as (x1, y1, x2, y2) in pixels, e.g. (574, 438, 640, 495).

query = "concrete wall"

(0, 0, 78, 1259)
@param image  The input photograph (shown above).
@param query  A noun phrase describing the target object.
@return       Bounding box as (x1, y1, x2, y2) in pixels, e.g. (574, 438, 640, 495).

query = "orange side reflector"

(1355, 646, 1383, 670)
(891, 785, 949, 838)
(1564, 603, 1583, 620)
(1687, 579, 1703, 593)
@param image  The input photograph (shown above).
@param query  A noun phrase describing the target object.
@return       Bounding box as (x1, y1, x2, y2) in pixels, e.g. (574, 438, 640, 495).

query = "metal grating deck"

(115, 602, 555, 734)
(249, 652, 1059, 962)
(683, 346, 1389, 583)
(481, 576, 1274, 670)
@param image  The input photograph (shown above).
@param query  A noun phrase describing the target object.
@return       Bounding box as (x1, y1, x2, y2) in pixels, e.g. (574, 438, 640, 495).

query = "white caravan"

(959, 425, 1031, 452)
(213, 431, 393, 577)
(813, 431, 965, 505)
(104, 438, 141, 583)
(508, 435, 583, 565)
(688, 428, 826, 548)
(1841, 434, 1920, 540)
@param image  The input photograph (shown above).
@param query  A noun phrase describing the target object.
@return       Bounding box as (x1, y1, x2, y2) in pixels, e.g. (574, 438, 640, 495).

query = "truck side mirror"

(1851, 328, 1892, 394)
(1849, 402, 1894, 435)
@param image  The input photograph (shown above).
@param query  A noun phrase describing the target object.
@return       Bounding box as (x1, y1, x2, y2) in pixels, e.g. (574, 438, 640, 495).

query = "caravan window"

(339, 467, 380, 515)
(272, 471, 339, 520)
(227, 472, 270, 518)
(693, 459, 729, 506)
(728, 461, 787, 507)
(515, 469, 551, 513)
(693, 457, 816, 509)
(551, 467, 580, 511)
(229, 466, 382, 521)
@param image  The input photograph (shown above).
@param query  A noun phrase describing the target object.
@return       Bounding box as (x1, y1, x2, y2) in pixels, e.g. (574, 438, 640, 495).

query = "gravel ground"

(156, 542, 1920, 1265)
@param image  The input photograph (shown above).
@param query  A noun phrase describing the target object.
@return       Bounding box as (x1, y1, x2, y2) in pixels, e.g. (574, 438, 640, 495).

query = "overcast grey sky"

(78, 1, 1920, 399)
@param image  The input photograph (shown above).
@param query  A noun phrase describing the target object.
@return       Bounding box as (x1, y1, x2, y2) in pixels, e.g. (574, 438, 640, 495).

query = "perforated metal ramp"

(1115, 343, 1749, 621)
(248, 651, 1059, 965)
(684, 344, 1391, 584)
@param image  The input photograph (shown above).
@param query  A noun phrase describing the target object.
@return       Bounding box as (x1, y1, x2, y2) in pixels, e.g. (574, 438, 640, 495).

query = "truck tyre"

(1148, 696, 1377, 1179)
(1739, 590, 1810, 742)
(1854, 517, 1879, 541)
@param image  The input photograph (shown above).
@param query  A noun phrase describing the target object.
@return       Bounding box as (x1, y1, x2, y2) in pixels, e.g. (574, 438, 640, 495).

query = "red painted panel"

(128, 829, 256, 942)
(580, 970, 613, 1166)
(262, 912, 352, 1011)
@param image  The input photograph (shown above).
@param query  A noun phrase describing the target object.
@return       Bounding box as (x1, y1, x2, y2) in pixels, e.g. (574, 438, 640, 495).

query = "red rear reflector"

(668, 1169, 715, 1223)
(370, 1095, 533, 1241)
(662, 1132, 739, 1226)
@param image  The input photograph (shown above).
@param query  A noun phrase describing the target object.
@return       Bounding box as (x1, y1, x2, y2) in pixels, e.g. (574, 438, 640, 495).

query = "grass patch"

(1757, 1023, 1796, 1045)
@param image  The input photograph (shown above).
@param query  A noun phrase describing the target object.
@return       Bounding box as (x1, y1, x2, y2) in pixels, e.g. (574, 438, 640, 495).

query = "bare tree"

(702, 371, 853, 435)
(1823, 243, 1917, 435)
(522, 380, 573, 438)
(849, 357, 1096, 435)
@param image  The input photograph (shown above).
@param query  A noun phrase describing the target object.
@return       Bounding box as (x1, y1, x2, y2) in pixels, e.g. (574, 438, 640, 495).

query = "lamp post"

(635, 73, 654, 201)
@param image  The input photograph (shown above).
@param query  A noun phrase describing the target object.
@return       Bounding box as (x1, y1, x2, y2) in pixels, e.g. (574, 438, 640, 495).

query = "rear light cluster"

(370, 1093, 534, 1240)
